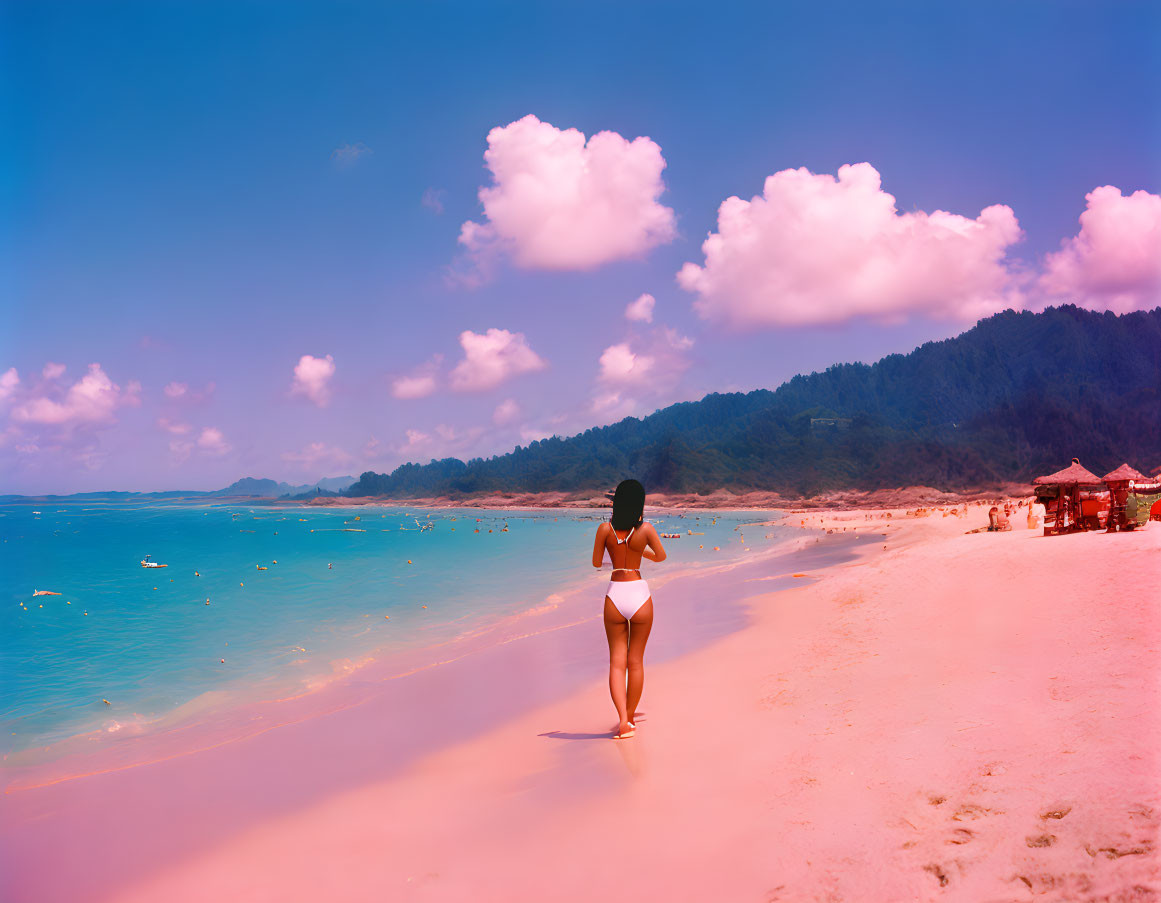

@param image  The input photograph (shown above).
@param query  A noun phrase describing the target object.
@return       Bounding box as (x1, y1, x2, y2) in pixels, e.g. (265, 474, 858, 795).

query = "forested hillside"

(348, 306, 1161, 497)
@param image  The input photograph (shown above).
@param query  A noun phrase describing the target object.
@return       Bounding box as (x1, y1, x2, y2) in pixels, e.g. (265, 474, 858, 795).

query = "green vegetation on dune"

(348, 306, 1161, 498)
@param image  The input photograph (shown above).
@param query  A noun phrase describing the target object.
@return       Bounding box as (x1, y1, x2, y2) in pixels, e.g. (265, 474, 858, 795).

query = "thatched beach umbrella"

(1033, 458, 1103, 534)
(1102, 463, 1148, 483)
(1033, 458, 1102, 486)
(1102, 464, 1149, 532)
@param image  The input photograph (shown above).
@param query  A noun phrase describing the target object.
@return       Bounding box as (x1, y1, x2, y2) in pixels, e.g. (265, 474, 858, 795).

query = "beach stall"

(1032, 458, 1105, 535)
(1111, 464, 1161, 530)
(1102, 464, 1148, 532)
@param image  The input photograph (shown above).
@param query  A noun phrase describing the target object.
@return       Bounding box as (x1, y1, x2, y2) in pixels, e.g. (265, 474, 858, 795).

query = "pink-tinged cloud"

(391, 374, 438, 399)
(161, 380, 215, 403)
(399, 429, 432, 455)
(391, 355, 446, 402)
(12, 363, 141, 425)
(196, 427, 230, 456)
(449, 328, 546, 392)
(0, 368, 18, 402)
(291, 354, 336, 406)
(678, 162, 1024, 327)
(598, 326, 693, 396)
(663, 327, 694, 351)
(157, 417, 191, 435)
(458, 114, 676, 275)
(519, 425, 556, 444)
(1039, 186, 1161, 313)
(599, 343, 655, 384)
(589, 390, 638, 425)
(624, 293, 656, 323)
(282, 442, 353, 469)
(42, 362, 66, 380)
(391, 355, 442, 400)
(362, 437, 385, 461)
(493, 398, 520, 425)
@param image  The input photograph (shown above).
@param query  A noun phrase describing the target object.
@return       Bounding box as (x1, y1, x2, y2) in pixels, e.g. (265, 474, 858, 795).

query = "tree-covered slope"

(348, 306, 1161, 497)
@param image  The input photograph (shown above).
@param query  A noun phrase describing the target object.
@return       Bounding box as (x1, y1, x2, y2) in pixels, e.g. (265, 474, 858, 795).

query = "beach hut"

(1115, 465, 1161, 528)
(1032, 458, 1105, 535)
(1102, 464, 1148, 532)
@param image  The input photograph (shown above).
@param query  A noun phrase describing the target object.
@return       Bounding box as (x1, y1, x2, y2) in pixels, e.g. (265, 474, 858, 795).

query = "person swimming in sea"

(591, 479, 667, 739)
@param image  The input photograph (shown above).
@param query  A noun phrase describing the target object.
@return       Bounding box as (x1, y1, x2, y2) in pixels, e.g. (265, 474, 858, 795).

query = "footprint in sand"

(1013, 872, 1095, 896)
(950, 802, 996, 822)
(1080, 803, 1157, 861)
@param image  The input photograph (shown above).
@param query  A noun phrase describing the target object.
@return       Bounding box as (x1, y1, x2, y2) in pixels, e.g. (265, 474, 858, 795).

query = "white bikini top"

(611, 525, 639, 573)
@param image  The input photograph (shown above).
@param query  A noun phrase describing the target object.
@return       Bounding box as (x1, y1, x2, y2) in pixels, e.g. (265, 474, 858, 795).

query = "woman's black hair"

(610, 479, 645, 530)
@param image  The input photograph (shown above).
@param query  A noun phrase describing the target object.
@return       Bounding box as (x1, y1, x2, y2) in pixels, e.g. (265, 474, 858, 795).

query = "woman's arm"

(641, 523, 667, 563)
(592, 523, 610, 568)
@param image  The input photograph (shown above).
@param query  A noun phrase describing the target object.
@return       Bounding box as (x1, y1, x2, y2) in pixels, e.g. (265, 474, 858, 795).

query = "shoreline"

(3, 483, 1032, 510)
(0, 507, 792, 776)
(0, 525, 878, 903)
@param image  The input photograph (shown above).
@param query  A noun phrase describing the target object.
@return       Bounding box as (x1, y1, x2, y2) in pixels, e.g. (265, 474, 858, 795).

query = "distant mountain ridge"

(1, 475, 357, 502)
(346, 306, 1161, 498)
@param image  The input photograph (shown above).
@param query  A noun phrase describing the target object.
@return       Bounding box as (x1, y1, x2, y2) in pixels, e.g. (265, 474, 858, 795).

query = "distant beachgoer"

(592, 479, 667, 740)
(965, 506, 1011, 534)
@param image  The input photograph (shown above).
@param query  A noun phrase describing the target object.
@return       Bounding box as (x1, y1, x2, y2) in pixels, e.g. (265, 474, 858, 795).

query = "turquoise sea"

(0, 503, 782, 758)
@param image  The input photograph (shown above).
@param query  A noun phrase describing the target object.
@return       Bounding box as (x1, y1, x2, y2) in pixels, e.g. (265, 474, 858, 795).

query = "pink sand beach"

(3, 508, 1158, 902)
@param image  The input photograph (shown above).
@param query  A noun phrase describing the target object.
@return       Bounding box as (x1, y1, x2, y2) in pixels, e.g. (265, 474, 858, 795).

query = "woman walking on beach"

(592, 479, 666, 739)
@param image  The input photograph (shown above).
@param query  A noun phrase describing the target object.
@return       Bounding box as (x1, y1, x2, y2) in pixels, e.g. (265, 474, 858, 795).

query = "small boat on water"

(140, 555, 168, 569)
(33, 589, 62, 596)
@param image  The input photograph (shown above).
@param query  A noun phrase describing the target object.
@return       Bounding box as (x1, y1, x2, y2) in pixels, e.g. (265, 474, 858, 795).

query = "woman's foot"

(613, 721, 635, 739)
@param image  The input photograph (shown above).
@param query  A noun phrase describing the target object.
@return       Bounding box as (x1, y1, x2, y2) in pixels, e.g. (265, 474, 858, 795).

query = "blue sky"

(2, 1, 1159, 493)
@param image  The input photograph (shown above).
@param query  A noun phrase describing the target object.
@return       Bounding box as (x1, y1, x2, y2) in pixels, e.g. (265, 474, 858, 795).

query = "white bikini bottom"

(605, 579, 651, 620)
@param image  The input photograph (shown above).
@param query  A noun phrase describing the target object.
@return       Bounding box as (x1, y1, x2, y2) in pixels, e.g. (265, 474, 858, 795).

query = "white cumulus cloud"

(291, 354, 336, 406)
(12, 363, 140, 425)
(196, 427, 230, 456)
(1039, 185, 1161, 313)
(449, 328, 546, 392)
(625, 293, 656, 323)
(598, 343, 655, 385)
(678, 162, 1024, 327)
(458, 114, 676, 277)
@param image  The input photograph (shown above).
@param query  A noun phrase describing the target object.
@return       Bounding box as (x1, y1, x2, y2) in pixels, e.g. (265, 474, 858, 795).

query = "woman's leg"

(626, 598, 653, 726)
(603, 597, 631, 735)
